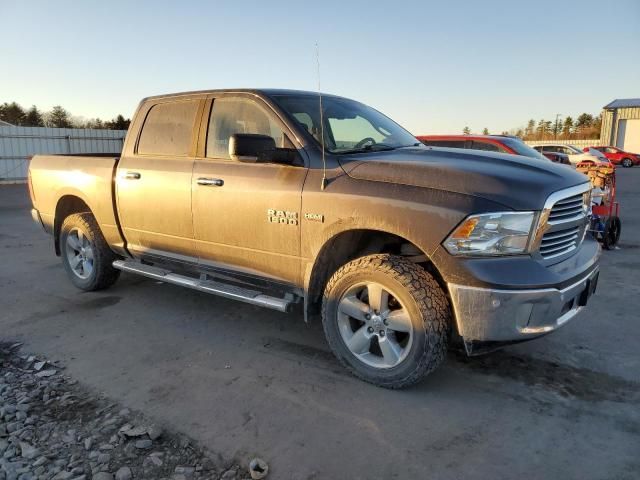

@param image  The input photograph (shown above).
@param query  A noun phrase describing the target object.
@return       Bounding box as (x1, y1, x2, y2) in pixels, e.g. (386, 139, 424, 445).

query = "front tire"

(322, 254, 450, 389)
(60, 213, 120, 291)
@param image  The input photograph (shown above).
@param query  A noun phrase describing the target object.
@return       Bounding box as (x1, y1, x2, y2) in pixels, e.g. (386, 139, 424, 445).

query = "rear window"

(422, 140, 467, 149)
(137, 100, 199, 156)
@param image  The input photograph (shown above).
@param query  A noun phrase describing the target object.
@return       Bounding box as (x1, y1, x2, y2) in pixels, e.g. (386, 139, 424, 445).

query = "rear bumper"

(31, 208, 45, 229)
(31, 208, 53, 234)
(448, 267, 599, 344)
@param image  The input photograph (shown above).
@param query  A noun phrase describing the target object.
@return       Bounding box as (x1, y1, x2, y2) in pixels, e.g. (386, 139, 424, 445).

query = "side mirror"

(229, 134, 276, 163)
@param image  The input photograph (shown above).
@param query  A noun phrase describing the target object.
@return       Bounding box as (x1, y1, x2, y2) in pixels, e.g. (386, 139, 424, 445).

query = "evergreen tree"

(562, 116, 574, 138)
(482, 127, 489, 135)
(462, 126, 471, 135)
(47, 106, 73, 128)
(23, 105, 44, 127)
(0, 102, 26, 125)
(105, 115, 130, 130)
(525, 119, 535, 137)
(575, 113, 594, 131)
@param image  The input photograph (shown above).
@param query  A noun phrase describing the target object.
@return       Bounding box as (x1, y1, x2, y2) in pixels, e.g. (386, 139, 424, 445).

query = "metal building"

(600, 98, 640, 153)
(0, 126, 126, 183)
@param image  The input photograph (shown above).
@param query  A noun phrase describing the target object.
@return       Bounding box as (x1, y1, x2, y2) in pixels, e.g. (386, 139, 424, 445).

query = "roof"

(603, 98, 640, 109)
(0, 119, 14, 126)
(142, 88, 339, 103)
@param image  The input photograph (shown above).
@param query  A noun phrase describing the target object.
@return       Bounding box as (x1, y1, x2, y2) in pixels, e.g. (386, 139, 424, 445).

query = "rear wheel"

(60, 213, 120, 290)
(322, 254, 449, 389)
(621, 158, 633, 168)
(602, 216, 621, 250)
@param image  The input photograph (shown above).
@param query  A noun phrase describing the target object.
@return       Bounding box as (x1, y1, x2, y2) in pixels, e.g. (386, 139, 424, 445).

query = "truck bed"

(29, 154, 124, 251)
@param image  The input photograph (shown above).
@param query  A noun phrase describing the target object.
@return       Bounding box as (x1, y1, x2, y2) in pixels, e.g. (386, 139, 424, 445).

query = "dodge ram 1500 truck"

(29, 89, 600, 388)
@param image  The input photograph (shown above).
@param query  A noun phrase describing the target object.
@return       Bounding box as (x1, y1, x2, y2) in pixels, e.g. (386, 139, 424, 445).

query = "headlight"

(444, 212, 535, 256)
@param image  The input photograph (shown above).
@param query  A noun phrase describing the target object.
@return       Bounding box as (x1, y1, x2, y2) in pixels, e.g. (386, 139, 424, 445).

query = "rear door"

(191, 94, 308, 285)
(116, 98, 204, 262)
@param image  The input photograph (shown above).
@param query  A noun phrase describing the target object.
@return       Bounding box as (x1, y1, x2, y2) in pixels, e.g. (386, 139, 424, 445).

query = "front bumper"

(448, 266, 599, 344)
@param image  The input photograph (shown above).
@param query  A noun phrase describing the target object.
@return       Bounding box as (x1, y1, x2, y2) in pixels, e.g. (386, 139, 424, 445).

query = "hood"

(339, 147, 588, 210)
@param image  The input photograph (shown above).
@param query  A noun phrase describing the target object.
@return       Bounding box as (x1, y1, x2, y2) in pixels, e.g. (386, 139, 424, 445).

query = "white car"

(533, 144, 607, 166)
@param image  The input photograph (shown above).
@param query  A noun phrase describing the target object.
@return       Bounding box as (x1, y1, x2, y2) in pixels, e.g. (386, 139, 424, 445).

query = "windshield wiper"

(334, 144, 397, 155)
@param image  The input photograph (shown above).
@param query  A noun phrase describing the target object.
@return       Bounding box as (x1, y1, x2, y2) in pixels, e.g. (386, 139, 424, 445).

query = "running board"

(112, 260, 293, 313)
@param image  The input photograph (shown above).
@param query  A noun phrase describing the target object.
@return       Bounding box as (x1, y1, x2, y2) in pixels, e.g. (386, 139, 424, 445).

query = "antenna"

(316, 42, 328, 191)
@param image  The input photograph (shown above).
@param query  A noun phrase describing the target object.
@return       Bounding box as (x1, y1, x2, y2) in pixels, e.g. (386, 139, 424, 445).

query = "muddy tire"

(59, 213, 120, 291)
(322, 254, 450, 389)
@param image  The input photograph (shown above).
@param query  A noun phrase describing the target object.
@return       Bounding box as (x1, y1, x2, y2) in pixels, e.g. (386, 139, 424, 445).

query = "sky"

(1, 0, 639, 135)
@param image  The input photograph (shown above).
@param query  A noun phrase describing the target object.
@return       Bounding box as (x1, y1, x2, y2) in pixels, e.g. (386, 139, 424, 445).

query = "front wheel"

(322, 254, 450, 389)
(60, 213, 120, 291)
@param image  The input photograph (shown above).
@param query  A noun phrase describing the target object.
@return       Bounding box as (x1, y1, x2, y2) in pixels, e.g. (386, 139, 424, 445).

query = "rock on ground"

(0, 342, 247, 480)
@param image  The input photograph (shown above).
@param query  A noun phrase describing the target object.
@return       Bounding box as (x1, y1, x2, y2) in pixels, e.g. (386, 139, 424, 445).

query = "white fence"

(0, 126, 127, 183)
(525, 139, 602, 148)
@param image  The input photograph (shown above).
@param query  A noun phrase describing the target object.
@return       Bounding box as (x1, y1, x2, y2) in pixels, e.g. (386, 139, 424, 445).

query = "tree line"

(463, 112, 602, 140)
(0, 101, 130, 130)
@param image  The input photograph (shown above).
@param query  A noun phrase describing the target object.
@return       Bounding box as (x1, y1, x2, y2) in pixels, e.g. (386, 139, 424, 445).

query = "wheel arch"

(54, 195, 93, 256)
(303, 228, 448, 323)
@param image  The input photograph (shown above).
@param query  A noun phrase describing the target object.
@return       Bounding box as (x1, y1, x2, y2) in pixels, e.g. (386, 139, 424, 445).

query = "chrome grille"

(537, 184, 590, 261)
(540, 226, 580, 258)
(547, 193, 584, 224)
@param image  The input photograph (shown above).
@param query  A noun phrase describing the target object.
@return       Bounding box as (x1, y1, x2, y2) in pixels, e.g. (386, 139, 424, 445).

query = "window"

(422, 140, 467, 149)
(138, 100, 199, 156)
(206, 97, 289, 159)
(500, 138, 547, 160)
(328, 116, 387, 150)
(471, 141, 503, 152)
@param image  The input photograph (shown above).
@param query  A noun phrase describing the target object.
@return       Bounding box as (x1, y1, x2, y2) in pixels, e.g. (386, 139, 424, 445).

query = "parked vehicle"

(532, 144, 606, 166)
(417, 134, 567, 162)
(28, 89, 600, 388)
(586, 146, 640, 168)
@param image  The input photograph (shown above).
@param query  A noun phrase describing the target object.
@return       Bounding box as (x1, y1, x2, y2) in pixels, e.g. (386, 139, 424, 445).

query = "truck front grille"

(537, 184, 590, 261)
(540, 226, 580, 258)
(547, 193, 584, 224)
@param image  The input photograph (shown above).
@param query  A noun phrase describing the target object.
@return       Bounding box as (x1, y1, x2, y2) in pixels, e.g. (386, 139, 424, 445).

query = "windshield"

(273, 94, 422, 154)
(567, 145, 583, 154)
(501, 138, 548, 160)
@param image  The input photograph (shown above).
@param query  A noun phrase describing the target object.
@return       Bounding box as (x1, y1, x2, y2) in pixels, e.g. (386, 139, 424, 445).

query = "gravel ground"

(0, 343, 248, 480)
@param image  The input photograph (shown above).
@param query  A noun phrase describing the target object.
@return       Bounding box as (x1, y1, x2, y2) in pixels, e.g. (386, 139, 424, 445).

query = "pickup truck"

(28, 89, 601, 388)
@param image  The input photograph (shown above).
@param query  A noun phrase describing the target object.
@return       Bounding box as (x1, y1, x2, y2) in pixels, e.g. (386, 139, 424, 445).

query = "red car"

(417, 135, 569, 164)
(585, 146, 640, 168)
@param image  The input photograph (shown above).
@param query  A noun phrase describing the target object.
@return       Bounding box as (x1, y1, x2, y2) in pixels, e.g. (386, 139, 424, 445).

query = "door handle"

(197, 177, 224, 187)
(124, 171, 141, 180)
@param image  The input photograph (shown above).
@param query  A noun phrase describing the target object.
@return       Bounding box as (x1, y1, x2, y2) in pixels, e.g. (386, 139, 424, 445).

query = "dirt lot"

(1, 170, 640, 480)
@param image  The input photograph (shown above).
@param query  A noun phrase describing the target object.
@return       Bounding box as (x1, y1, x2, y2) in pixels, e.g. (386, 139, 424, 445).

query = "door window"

(137, 100, 199, 156)
(206, 97, 289, 159)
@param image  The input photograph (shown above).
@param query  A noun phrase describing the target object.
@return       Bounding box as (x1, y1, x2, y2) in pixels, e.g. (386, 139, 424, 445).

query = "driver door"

(191, 95, 308, 285)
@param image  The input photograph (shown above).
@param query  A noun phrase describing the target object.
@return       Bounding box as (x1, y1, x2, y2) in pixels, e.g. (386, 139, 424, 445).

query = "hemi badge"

(304, 213, 324, 223)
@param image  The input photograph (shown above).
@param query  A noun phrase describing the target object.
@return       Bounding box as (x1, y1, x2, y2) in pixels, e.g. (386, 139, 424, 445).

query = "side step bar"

(112, 260, 293, 313)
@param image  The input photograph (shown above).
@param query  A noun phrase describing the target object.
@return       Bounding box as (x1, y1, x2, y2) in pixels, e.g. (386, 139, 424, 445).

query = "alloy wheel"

(65, 227, 95, 280)
(337, 282, 413, 369)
